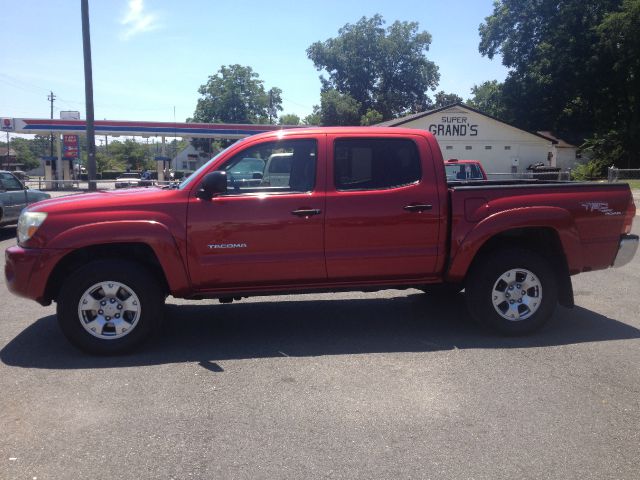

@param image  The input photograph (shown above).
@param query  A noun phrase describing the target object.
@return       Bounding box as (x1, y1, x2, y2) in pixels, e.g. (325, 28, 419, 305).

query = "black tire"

(57, 259, 165, 354)
(465, 248, 558, 335)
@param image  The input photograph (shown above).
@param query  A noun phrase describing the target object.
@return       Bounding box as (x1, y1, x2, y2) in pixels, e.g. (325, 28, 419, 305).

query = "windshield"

(178, 140, 241, 189)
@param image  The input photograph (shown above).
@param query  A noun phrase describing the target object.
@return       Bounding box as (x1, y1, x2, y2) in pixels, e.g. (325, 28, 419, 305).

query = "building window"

(445, 146, 453, 150)
(485, 146, 492, 150)
(465, 146, 472, 150)
(504, 146, 511, 150)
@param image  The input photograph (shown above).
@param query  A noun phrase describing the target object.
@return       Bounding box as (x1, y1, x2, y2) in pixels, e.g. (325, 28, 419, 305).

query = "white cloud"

(120, 0, 160, 40)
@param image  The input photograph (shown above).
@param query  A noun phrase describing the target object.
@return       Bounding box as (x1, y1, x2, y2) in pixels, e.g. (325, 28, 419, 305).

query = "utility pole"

(48, 91, 55, 157)
(5, 132, 9, 170)
(81, 0, 97, 191)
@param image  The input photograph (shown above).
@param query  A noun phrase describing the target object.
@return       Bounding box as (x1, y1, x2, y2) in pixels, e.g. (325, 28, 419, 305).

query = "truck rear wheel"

(57, 260, 164, 354)
(465, 249, 558, 335)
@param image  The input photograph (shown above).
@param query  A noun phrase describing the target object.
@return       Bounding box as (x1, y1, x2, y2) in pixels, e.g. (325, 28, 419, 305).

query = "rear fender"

(446, 206, 582, 283)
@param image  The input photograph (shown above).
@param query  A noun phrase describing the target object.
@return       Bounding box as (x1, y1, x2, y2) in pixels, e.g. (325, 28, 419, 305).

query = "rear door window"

(334, 138, 421, 191)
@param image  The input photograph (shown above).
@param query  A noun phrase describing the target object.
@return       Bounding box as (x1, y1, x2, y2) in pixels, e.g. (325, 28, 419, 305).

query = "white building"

(377, 103, 577, 174)
(536, 130, 579, 170)
(172, 144, 208, 172)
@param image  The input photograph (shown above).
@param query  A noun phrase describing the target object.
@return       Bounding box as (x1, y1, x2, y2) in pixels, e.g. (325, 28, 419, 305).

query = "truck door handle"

(403, 204, 433, 212)
(291, 208, 322, 217)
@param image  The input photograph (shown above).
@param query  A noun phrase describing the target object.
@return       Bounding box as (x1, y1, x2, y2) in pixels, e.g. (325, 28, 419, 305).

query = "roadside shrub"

(571, 159, 609, 181)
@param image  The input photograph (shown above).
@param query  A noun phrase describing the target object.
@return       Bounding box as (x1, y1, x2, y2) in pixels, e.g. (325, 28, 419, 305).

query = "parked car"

(0, 171, 50, 226)
(115, 172, 144, 189)
(225, 157, 265, 188)
(261, 152, 293, 187)
(12, 170, 30, 182)
(5, 127, 637, 354)
(444, 159, 488, 181)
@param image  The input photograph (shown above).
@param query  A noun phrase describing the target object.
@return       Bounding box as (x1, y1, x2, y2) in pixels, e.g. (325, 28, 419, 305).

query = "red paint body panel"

(323, 132, 445, 281)
(3, 127, 636, 305)
(5, 245, 67, 304)
(446, 183, 633, 281)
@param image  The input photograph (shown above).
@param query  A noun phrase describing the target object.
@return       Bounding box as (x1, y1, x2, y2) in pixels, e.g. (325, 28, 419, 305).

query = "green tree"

(9, 137, 38, 170)
(105, 139, 150, 171)
(478, 0, 621, 138)
(360, 108, 383, 126)
(318, 89, 361, 126)
(192, 65, 283, 124)
(432, 91, 463, 109)
(303, 107, 322, 126)
(466, 80, 507, 119)
(28, 135, 52, 160)
(478, 0, 640, 167)
(307, 14, 439, 122)
(278, 113, 301, 126)
(267, 87, 283, 124)
(95, 150, 126, 173)
(594, 0, 640, 167)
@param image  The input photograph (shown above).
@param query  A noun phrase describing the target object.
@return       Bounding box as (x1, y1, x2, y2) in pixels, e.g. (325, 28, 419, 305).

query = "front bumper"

(612, 234, 639, 268)
(5, 245, 67, 305)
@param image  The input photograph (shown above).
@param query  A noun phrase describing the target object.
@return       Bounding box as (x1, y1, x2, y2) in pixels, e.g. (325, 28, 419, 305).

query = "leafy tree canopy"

(432, 91, 463, 109)
(478, 1, 619, 134)
(104, 139, 152, 171)
(318, 89, 361, 126)
(307, 14, 439, 122)
(478, 0, 640, 166)
(466, 80, 507, 120)
(278, 113, 301, 126)
(303, 108, 322, 126)
(192, 65, 283, 124)
(360, 109, 384, 126)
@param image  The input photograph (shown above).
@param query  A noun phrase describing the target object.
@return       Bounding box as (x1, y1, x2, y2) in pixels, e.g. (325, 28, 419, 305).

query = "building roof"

(1, 148, 17, 157)
(536, 131, 576, 148)
(375, 102, 558, 144)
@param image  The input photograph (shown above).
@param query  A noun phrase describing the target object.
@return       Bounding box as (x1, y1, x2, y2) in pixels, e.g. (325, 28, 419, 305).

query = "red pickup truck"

(444, 159, 488, 181)
(5, 127, 638, 354)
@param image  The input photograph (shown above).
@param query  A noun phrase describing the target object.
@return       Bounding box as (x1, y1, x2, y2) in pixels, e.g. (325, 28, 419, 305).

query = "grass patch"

(619, 179, 640, 190)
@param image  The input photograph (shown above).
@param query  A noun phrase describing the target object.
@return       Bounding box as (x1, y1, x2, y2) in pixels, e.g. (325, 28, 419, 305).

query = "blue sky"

(1, 0, 508, 123)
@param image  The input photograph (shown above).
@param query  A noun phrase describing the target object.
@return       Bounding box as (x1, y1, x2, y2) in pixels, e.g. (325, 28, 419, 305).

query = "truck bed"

(446, 179, 635, 281)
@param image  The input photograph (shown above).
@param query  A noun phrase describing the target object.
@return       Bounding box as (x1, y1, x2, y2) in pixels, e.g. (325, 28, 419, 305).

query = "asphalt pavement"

(0, 207, 639, 479)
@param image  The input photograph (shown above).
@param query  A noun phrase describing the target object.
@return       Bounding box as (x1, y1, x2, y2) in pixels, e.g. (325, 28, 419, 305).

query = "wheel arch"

(462, 227, 574, 307)
(45, 243, 170, 304)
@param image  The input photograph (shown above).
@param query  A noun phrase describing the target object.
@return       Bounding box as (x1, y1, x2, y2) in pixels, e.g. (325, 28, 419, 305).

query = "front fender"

(446, 206, 582, 282)
(47, 220, 191, 296)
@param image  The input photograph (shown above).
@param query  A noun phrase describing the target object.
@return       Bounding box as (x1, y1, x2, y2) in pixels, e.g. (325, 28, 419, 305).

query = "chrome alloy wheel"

(491, 268, 542, 321)
(77, 281, 141, 340)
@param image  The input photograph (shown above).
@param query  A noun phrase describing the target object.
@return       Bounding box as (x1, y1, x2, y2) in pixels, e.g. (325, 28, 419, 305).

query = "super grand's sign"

(428, 116, 478, 136)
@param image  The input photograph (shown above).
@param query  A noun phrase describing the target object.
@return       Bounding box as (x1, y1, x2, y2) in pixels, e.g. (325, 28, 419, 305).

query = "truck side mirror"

(196, 171, 227, 200)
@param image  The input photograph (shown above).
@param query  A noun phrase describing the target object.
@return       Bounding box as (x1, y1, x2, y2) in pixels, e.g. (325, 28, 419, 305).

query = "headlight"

(17, 211, 48, 244)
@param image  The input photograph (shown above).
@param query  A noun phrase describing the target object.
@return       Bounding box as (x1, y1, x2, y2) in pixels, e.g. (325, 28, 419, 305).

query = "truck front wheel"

(56, 260, 164, 354)
(465, 249, 558, 335)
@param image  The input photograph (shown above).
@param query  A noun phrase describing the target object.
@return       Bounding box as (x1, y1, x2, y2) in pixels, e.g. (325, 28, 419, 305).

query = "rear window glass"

(334, 138, 421, 191)
(445, 163, 485, 181)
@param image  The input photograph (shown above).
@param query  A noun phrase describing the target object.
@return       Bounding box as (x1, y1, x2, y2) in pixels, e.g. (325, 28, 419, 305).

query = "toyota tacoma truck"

(4, 127, 638, 354)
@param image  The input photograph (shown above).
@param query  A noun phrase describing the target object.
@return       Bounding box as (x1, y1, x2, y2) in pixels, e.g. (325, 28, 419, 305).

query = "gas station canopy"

(2, 117, 296, 139)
